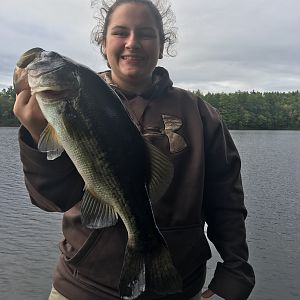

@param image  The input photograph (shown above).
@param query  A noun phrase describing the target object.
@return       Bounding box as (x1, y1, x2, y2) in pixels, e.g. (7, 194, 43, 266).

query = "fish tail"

(119, 245, 146, 299)
(145, 242, 182, 295)
(119, 238, 182, 299)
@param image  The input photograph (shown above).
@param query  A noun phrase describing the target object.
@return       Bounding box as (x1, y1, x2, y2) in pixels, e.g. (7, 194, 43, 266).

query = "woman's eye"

(111, 30, 156, 39)
(112, 31, 128, 37)
(139, 32, 156, 39)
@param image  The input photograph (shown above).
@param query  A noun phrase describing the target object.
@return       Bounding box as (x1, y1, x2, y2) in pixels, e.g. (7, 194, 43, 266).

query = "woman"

(14, 0, 255, 299)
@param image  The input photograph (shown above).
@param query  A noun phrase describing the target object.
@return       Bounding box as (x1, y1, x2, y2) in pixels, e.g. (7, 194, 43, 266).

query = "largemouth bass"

(13, 48, 182, 299)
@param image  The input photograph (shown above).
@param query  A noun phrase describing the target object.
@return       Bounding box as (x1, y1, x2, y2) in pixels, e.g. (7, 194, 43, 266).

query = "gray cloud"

(1, 0, 299, 93)
(161, 0, 300, 92)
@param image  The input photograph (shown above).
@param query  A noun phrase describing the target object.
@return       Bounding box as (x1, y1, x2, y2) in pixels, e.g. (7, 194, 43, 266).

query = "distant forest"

(0, 87, 19, 126)
(0, 87, 299, 129)
(194, 90, 299, 130)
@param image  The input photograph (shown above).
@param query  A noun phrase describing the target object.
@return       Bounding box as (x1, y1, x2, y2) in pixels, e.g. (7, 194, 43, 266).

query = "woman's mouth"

(121, 55, 144, 62)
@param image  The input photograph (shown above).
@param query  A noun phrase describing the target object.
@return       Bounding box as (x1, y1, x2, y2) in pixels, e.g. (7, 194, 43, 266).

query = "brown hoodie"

(19, 67, 255, 300)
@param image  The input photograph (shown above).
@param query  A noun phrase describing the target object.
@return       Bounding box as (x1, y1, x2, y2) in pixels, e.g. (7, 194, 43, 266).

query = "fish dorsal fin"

(81, 188, 118, 229)
(146, 142, 174, 203)
(38, 124, 65, 160)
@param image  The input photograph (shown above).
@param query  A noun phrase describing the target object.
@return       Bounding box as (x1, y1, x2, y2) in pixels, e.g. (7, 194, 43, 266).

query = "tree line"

(0, 87, 299, 129)
(194, 90, 300, 130)
(0, 87, 19, 126)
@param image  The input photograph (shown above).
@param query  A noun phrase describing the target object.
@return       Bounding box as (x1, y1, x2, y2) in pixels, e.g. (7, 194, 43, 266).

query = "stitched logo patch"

(162, 114, 187, 153)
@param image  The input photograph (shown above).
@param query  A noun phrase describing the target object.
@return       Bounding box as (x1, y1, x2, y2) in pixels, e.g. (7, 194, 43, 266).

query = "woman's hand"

(201, 289, 215, 298)
(13, 90, 47, 144)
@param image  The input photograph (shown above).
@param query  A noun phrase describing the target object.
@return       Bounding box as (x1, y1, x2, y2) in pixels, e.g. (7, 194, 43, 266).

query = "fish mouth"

(14, 49, 43, 94)
(16, 47, 44, 68)
(14, 48, 79, 103)
(13, 66, 30, 95)
(13, 65, 66, 95)
(33, 86, 78, 103)
(13, 48, 68, 94)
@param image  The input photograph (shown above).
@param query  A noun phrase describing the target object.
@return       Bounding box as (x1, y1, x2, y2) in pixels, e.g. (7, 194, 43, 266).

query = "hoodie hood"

(98, 66, 173, 100)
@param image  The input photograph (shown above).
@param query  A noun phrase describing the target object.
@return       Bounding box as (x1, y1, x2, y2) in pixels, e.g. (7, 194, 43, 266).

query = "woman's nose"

(125, 33, 141, 49)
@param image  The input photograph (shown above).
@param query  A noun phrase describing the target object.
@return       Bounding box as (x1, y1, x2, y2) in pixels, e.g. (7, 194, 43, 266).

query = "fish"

(13, 48, 182, 299)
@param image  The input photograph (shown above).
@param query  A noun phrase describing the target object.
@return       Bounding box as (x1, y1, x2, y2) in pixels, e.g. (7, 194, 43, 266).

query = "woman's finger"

(15, 89, 31, 106)
(201, 289, 215, 298)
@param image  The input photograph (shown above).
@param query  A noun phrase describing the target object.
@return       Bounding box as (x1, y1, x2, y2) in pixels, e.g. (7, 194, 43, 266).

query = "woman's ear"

(101, 42, 107, 57)
(159, 44, 164, 59)
(101, 41, 110, 68)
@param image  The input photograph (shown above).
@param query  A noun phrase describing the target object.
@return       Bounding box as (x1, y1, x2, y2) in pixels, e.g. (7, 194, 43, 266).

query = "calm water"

(0, 127, 299, 300)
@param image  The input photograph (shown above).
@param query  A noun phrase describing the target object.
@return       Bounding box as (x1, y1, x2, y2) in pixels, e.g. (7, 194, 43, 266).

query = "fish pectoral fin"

(146, 142, 174, 203)
(38, 124, 65, 160)
(81, 188, 118, 229)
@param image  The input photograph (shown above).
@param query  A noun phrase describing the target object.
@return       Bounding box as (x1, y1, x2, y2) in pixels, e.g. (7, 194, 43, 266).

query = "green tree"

(0, 87, 19, 126)
(194, 90, 300, 130)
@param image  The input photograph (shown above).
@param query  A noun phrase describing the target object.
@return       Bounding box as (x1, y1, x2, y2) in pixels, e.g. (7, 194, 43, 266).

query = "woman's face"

(102, 3, 163, 91)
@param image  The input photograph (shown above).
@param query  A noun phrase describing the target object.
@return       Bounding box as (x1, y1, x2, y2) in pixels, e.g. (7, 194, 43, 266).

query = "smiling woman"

(13, 0, 255, 299)
(91, 0, 177, 57)
(91, 0, 177, 94)
(102, 3, 163, 93)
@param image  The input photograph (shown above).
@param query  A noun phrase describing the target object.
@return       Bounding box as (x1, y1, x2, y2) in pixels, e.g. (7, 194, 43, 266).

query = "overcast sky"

(1, 0, 299, 93)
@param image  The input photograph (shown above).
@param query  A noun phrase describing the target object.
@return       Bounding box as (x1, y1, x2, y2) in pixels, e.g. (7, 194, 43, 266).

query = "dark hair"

(91, 0, 177, 59)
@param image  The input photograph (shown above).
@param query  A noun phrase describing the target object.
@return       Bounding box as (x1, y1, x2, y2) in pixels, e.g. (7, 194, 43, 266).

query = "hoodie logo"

(162, 114, 187, 153)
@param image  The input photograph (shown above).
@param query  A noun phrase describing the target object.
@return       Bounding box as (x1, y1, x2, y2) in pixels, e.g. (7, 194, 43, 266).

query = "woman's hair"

(91, 0, 177, 59)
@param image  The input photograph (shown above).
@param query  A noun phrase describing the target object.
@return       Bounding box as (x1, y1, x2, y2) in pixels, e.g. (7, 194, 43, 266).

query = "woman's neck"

(111, 74, 152, 95)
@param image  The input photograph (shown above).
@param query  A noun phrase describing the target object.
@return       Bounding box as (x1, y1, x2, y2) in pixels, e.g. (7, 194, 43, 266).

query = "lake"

(0, 127, 299, 300)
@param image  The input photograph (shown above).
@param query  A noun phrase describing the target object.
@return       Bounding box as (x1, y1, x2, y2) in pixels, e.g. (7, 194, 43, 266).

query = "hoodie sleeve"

(18, 126, 84, 212)
(198, 99, 255, 300)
